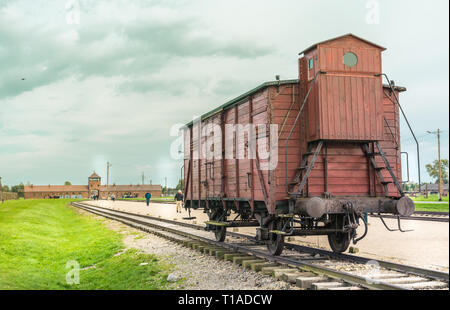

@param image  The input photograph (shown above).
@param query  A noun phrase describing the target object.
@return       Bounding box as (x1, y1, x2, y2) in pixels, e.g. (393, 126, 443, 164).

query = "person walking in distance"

(175, 190, 184, 213)
(145, 192, 152, 206)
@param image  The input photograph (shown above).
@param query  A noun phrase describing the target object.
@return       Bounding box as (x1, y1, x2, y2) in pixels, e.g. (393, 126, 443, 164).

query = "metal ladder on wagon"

(288, 140, 324, 197)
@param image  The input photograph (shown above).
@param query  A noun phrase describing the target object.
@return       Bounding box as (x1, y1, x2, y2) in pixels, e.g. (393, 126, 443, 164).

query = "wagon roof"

(299, 33, 386, 55)
(184, 79, 299, 127)
(183, 78, 406, 127)
(383, 84, 406, 92)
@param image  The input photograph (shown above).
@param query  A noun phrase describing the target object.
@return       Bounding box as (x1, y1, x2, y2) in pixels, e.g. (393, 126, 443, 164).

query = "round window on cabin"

(343, 52, 358, 67)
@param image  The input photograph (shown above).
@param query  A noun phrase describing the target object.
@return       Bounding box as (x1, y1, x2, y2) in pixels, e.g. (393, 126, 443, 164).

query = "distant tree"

(11, 183, 24, 198)
(64, 181, 72, 185)
(402, 183, 409, 192)
(426, 159, 449, 184)
(175, 179, 184, 191)
(404, 182, 419, 192)
(1, 185, 10, 192)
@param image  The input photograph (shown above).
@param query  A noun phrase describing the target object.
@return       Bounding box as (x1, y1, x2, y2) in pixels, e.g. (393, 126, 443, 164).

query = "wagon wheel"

(327, 215, 352, 253)
(327, 232, 351, 253)
(214, 225, 226, 242)
(209, 210, 226, 242)
(267, 219, 285, 256)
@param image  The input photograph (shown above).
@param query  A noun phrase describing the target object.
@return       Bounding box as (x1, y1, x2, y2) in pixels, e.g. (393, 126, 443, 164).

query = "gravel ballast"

(76, 207, 299, 290)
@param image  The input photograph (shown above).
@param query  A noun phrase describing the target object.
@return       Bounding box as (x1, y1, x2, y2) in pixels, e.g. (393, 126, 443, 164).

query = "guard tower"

(88, 172, 101, 196)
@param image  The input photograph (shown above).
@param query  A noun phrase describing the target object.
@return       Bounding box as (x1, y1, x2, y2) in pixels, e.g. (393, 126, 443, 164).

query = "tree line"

(1, 183, 25, 198)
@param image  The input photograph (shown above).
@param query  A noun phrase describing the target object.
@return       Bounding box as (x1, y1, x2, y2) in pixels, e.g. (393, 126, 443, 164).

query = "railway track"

(72, 201, 449, 290)
(122, 199, 449, 222)
(370, 211, 449, 223)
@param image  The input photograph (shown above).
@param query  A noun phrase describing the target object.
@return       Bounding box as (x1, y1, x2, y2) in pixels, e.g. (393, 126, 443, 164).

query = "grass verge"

(414, 203, 449, 213)
(410, 194, 449, 202)
(0, 199, 174, 289)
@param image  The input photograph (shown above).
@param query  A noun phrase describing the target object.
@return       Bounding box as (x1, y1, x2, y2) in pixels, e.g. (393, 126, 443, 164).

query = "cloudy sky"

(0, 0, 448, 187)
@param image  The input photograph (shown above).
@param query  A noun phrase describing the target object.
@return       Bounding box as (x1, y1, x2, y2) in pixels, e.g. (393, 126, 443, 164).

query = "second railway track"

(370, 211, 449, 223)
(72, 201, 449, 290)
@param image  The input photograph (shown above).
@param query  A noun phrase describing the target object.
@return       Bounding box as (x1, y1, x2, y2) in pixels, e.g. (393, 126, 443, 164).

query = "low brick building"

(24, 172, 162, 199)
(419, 183, 449, 196)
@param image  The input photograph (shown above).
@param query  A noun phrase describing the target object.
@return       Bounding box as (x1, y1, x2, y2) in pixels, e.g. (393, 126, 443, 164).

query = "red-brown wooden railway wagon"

(182, 34, 415, 255)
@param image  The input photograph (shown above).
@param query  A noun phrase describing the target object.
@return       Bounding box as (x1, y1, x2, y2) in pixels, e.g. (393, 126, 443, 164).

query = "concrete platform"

(83, 200, 449, 272)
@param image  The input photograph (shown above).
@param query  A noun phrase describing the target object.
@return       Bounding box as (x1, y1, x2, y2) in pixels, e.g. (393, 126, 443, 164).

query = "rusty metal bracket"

(353, 214, 368, 244)
(396, 216, 413, 233)
(378, 213, 413, 232)
(378, 213, 399, 232)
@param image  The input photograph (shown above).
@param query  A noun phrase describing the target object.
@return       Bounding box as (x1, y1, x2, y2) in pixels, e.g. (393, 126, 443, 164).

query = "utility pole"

(427, 129, 443, 201)
(142, 172, 144, 185)
(438, 129, 442, 201)
(107, 162, 112, 199)
(164, 177, 167, 196)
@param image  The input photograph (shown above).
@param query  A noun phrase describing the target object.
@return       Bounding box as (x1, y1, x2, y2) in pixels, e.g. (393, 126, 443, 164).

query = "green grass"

(0, 199, 174, 290)
(410, 194, 449, 202)
(414, 203, 449, 213)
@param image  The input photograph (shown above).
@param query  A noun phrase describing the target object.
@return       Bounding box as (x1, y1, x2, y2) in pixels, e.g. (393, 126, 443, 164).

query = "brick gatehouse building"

(24, 172, 162, 199)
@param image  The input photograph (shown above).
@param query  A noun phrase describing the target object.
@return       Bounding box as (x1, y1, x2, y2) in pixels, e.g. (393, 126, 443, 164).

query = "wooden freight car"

(182, 34, 415, 254)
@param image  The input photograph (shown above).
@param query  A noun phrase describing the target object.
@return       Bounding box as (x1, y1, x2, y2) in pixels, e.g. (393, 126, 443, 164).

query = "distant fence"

(0, 192, 18, 201)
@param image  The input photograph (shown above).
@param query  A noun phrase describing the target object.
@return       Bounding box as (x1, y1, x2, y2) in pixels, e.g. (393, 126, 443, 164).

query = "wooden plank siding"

(184, 34, 405, 214)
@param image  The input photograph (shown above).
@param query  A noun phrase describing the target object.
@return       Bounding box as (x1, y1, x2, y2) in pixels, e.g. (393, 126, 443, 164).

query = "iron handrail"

(401, 152, 410, 183)
(285, 70, 325, 193)
(377, 73, 421, 192)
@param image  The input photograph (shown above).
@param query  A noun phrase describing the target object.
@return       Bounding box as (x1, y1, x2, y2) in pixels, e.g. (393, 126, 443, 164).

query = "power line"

(402, 130, 448, 145)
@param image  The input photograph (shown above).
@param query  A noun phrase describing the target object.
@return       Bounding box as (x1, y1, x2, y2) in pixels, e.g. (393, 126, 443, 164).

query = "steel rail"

(73, 202, 404, 290)
(370, 214, 449, 223)
(72, 202, 449, 283)
(414, 211, 449, 216)
(71, 202, 445, 290)
(283, 242, 449, 282)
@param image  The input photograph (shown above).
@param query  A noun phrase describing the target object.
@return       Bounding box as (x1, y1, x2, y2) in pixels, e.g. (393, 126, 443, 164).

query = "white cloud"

(0, 0, 448, 186)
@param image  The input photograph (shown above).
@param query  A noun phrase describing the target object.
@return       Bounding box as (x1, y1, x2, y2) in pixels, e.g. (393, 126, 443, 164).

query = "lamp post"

(427, 129, 443, 201)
